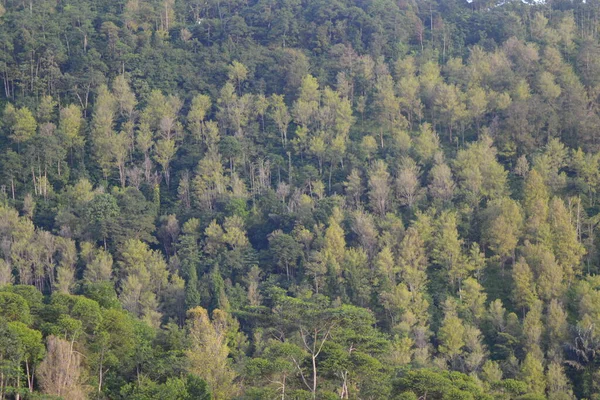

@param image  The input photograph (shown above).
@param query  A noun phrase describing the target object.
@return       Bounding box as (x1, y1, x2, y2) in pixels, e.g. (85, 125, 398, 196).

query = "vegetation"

(2, 0, 600, 398)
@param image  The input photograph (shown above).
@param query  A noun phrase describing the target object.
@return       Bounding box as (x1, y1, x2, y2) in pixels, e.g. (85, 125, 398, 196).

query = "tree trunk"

(26, 360, 33, 392)
(98, 347, 105, 394)
(312, 355, 317, 399)
(119, 164, 126, 187)
(15, 373, 20, 400)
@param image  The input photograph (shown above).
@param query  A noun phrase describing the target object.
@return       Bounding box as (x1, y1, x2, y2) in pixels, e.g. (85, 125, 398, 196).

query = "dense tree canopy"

(2, 0, 600, 398)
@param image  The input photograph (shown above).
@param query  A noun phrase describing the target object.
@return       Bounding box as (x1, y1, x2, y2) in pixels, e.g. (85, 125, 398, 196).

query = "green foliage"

(0, 0, 599, 398)
(393, 369, 492, 400)
(119, 374, 210, 400)
(0, 292, 32, 325)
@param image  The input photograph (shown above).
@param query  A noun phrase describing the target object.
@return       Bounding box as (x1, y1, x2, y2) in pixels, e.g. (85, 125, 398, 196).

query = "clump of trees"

(2, 0, 600, 398)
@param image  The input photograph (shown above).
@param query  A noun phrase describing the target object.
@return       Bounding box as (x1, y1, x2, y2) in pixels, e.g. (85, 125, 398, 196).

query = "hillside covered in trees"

(4, 0, 600, 398)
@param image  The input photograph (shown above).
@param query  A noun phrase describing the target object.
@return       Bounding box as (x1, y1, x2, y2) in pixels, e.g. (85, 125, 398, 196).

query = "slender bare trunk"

(312, 355, 317, 399)
(26, 360, 33, 392)
(98, 347, 104, 394)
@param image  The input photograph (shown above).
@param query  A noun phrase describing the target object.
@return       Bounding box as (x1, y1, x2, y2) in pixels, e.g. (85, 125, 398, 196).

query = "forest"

(3, 0, 600, 398)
